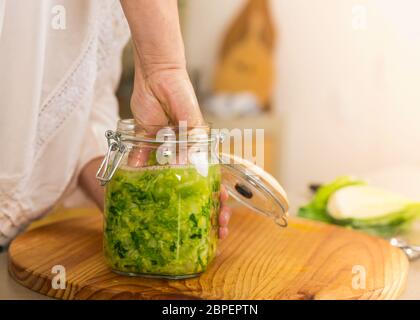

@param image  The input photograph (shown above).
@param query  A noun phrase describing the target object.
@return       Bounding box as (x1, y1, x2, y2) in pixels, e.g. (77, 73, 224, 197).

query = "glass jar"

(97, 119, 289, 279)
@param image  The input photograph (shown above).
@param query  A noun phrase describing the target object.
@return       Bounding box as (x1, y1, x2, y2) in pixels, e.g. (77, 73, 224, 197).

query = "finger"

(219, 227, 229, 240)
(127, 146, 154, 167)
(220, 184, 229, 202)
(218, 204, 231, 227)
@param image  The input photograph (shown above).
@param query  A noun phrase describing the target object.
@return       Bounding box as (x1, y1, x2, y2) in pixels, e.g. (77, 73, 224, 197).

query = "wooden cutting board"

(8, 208, 409, 300)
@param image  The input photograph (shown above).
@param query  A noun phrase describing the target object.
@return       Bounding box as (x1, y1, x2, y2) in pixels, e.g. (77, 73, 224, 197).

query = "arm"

(120, 0, 186, 76)
(80, 1, 231, 238)
(79, 157, 104, 211)
(79, 1, 197, 211)
(120, 0, 203, 126)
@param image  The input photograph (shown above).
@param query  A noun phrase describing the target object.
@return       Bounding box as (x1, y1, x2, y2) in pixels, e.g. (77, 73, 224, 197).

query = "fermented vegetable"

(104, 164, 221, 277)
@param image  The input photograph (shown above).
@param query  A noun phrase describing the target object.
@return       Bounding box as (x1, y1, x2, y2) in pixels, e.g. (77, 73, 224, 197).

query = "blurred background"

(116, 0, 420, 213)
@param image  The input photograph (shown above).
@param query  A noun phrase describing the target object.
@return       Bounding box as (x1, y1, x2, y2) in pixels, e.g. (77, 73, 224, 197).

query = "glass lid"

(219, 154, 289, 227)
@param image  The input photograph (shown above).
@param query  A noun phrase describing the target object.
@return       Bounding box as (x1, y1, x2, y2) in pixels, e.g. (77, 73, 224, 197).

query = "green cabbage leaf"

(298, 176, 420, 237)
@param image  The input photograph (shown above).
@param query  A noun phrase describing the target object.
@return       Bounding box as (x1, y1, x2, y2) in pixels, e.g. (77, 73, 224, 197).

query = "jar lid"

(219, 154, 289, 227)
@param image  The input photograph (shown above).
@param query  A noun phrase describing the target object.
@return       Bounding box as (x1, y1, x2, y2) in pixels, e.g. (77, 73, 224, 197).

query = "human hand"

(129, 67, 231, 239)
(120, 0, 231, 238)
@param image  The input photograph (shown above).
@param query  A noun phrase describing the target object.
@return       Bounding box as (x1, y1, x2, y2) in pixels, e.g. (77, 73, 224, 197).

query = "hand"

(129, 68, 231, 239)
(130, 68, 203, 128)
(120, 0, 231, 239)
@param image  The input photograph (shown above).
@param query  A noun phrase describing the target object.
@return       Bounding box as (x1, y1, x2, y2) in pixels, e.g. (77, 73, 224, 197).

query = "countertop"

(0, 252, 52, 300)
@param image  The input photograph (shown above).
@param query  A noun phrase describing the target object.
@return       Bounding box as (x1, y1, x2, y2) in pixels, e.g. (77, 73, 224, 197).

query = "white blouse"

(0, 0, 130, 245)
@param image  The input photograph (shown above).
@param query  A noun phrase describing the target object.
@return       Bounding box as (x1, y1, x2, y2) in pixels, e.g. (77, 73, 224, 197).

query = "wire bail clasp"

(96, 130, 127, 186)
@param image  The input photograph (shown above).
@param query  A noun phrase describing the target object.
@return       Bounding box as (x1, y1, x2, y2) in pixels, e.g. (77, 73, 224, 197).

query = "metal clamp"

(96, 130, 127, 186)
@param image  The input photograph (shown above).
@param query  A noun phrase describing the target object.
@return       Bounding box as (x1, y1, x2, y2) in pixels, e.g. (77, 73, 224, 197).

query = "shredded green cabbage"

(104, 164, 221, 277)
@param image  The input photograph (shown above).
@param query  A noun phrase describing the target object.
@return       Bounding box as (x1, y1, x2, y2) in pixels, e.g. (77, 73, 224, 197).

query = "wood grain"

(8, 207, 409, 300)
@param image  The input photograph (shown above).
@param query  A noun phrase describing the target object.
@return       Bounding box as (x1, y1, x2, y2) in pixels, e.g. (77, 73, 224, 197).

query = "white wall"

(184, 0, 420, 194)
(183, 0, 244, 91)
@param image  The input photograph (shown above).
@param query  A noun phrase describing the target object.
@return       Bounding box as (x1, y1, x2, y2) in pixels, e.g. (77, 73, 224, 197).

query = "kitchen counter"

(0, 252, 51, 299)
